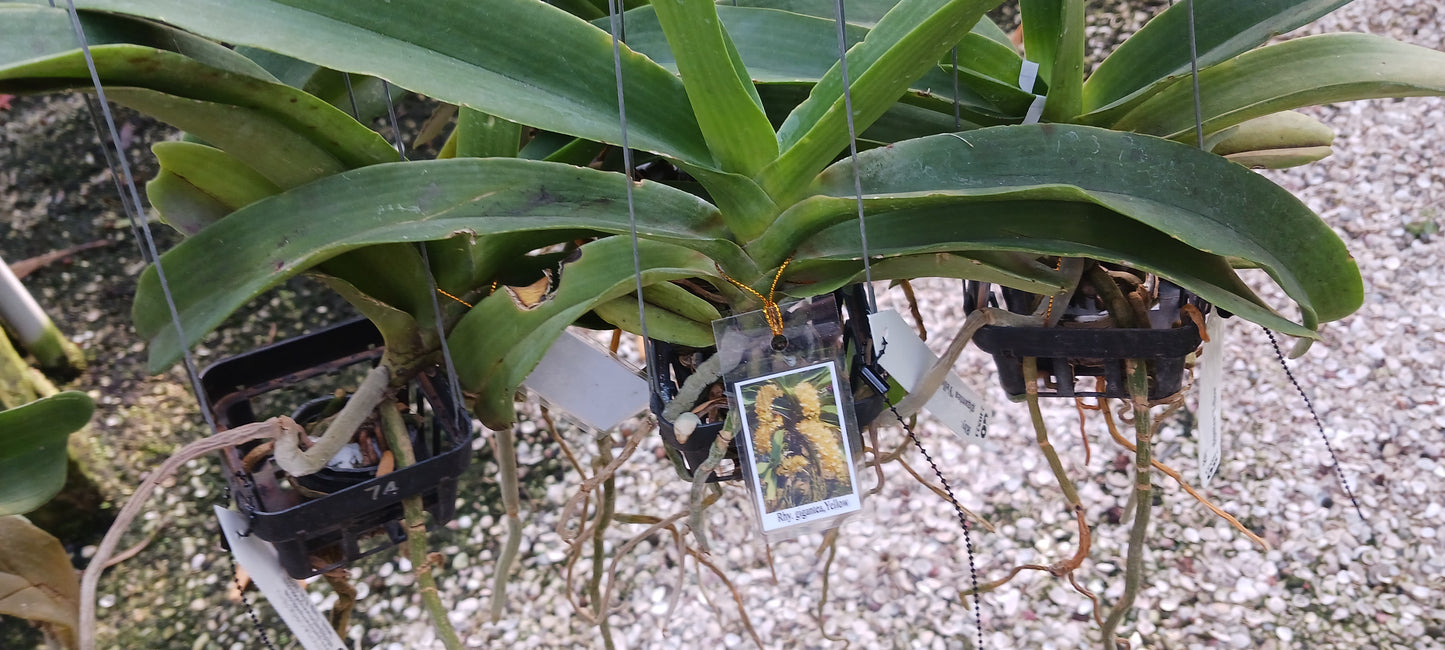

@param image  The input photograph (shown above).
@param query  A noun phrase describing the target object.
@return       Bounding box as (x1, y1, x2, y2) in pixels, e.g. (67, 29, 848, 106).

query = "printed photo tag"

(734, 361, 862, 532)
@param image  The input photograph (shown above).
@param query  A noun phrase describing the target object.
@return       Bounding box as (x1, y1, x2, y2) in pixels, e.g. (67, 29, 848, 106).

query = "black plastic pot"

(200, 318, 473, 580)
(967, 280, 1205, 401)
(650, 286, 886, 482)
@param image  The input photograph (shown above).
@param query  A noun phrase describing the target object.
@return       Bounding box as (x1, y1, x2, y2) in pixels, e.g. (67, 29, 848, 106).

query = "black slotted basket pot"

(200, 318, 473, 580)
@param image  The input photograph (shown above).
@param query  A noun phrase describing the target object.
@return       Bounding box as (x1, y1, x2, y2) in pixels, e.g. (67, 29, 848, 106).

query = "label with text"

(1196, 312, 1226, 486)
(215, 507, 347, 650)
(868, 310, 991, 440)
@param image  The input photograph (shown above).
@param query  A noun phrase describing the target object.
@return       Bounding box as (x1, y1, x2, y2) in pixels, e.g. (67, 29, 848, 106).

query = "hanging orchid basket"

(967, 278, 1208, 401)
(199, 318, 474, 579)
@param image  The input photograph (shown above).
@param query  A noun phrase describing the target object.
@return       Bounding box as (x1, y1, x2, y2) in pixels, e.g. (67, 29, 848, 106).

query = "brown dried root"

(687, 546, 764, 649)
(893, 454, 997, 533)
(1099, 396, 1269, 551)
(541, 407, 587, 476)
(812, 530, 849, 648)
(557, 423, 648, 540)
(80, 417, 305, 650)
(961, 359, 1094, 603)
(898, 278, 927, 341)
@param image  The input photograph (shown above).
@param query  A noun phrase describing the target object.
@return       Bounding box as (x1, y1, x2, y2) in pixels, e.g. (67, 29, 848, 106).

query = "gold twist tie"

(716, 257, 793, 341)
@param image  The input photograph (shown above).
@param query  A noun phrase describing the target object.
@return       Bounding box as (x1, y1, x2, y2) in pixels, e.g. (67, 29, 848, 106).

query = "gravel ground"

(3, 1, 1442, 648)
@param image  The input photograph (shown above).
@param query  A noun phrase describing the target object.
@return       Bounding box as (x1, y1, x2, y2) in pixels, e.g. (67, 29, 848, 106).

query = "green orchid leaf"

(107, 87, 348, 188)
(0, 43, 397, 170)
(0, 391, 94, 516)
(1110, 33, 1445, 141)
(313, 271, 428, 366)
(0, 515, 80, 650)
(650, 0, 776, 176)
(73, 0, 712, 165)
(132, 158, 745, 372)
(147, 141, 283, 234)
(731, 0, 900, 26)
(791, 125, 1360, 328)
(451, 238, 722, 428)
(763, 0, 999, 202)
(759, 84, 982, 150)
(797, 200, 1313, 337)
(1022, 0, 1084, 121)
(617, 6, 1021, 134)
(233, 46, 397, 122)
(1083, 0, 1351, 119)
(782, 251, 1068, 296)
(729, 0, 1013, 47)
(1205, 110, 1335, 169)
(454, 108, 523, 159)
(1019, 0, 1061, 82)
(0, 3, 274, 80)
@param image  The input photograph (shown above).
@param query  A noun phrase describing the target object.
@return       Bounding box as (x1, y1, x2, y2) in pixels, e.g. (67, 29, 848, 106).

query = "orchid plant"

(3, 0, 1444, 646)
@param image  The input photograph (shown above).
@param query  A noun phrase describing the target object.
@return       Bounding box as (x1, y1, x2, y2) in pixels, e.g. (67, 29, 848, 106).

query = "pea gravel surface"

(1, 0, 1441, 648)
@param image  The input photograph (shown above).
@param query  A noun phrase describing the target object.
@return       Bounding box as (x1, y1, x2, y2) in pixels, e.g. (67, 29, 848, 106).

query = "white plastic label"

(214, 507, 346, 650)
(523, 329, 649, 431)
(868, 310, 991, 440)
(1196, 312, 1226, 486)
(1017, 60, 1047, 125)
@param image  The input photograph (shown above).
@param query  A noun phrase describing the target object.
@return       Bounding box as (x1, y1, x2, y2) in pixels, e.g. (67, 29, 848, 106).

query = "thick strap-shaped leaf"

(649, 0, 776, 176)
(0, 3, 274, 80)
(617, 6, 1022, 131)
(450, 238, 722, 428)
(132, 158, 744, 372)
(0, 44, 396, 170)
(731, 0, 1013, 46)
(782, 251, 1067, 296)
(0, 392, 94, 517)
(1019, 0, 1062, 83)
(796, 200, 1313, 337)
(1109, 33, 1445, 141)
(73, 0, 712, 165)
(107, 87, 348, 188)
(147, 141, 283, 234)
(1082, 0, 1351, 120)
(759, 84, 980, 150)
(788, 125, 1360, 327)
(1022, 0, 1084, 121)
(763, 0, 1000, 201)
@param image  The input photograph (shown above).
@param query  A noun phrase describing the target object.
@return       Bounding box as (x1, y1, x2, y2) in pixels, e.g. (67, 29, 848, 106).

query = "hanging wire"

(62, 2, 278, 645)
(372, 82, 472, 428)
(605, 0, 661, 393)
(60, 0, 220, 435)
(1183, 0, 1206, 149)
(830, 0, 877, 314)
(1169, 0, 1365, 528)
(834, 3, 982, 646)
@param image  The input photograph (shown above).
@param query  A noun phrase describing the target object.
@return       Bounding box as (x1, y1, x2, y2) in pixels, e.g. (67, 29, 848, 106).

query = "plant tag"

(523, 329, 649, 431)
(868, 310, 990, 440)
(1195, 312, 1226, 486)
(716, 295, 864, 540)
(1017, 59, 1047, 125)
(214, 507, 346, 650)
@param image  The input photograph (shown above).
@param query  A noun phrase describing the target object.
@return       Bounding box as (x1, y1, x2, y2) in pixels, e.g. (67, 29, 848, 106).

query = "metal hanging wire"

(831, 0, 878, 315)
(59, 0, 218, 435)
(606, 0, 662, 395)
(61, 2, 278, 647)
(372, 81, 471, 430)
(831, 4, 984, 647)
